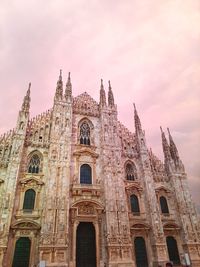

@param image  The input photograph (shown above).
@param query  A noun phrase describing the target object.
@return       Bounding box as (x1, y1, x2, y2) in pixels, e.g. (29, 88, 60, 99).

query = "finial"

(160, 126, 163, 132)
(108, 80, 111, 89)
(101, 78, 103, 86)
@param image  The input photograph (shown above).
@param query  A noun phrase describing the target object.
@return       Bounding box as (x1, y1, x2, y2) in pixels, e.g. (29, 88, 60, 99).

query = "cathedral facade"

(0, 72, 200, 267)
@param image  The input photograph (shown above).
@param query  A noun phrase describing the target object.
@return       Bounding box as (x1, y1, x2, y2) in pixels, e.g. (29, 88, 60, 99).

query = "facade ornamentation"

(0, 72, 199, 267)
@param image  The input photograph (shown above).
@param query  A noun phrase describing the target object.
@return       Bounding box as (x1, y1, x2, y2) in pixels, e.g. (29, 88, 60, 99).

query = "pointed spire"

(160, 127, 171, 161)
(65, 72, 72, 100)
(21, 83, 31, 112)
(133, 103, 142, 134)
(55, 69, 63, 101)
(108, 80, 114, 107)
(167, 128, 179, 162)
(99, 79, 106, 107)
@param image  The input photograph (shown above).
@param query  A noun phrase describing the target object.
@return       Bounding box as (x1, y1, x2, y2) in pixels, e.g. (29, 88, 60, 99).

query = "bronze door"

(76, 222, 96, 267)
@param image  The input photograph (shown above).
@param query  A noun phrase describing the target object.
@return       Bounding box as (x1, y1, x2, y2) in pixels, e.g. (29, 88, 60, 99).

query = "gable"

(73, 92, 100, 117)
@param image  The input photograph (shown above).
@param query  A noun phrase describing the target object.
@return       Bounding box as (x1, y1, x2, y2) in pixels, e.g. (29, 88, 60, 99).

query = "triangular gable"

(73, 92, 100, 117)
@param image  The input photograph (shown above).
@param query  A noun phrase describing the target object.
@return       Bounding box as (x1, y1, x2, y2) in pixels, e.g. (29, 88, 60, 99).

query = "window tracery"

(125, 162, 136, 181)
(80, 122, 90, 145)
(28, 154, 41, 174)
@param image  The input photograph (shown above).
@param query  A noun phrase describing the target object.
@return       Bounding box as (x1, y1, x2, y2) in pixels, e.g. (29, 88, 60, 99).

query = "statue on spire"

(108, 80, 114, 107)
(55, 69, 63, 101)
(65, 72, 72, 100)
(99, 79, 106, 107)
(21, 82, 31, 112)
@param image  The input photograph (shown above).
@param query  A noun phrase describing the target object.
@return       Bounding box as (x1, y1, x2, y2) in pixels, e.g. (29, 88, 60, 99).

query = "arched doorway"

(12, 237, 31, 267)
(166, 236, 180, 265)
(76, 222, 96, 267)
(134, 237, 148, 267)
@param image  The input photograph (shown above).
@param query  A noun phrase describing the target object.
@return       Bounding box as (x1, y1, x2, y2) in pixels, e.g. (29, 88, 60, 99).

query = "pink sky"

(0, 1, 200, 209)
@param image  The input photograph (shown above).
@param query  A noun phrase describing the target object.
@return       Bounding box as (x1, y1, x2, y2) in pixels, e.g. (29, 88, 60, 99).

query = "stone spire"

(99, 79, 106, 107)
(21, 82, 31, 112)
(167, 128, 179, 163)
(160, 127, 171, 161)
(65, 72, 72, 100)
(108, 80, 114, 107)
(55, 70, 63, 101)
(133, 103, 142, 134)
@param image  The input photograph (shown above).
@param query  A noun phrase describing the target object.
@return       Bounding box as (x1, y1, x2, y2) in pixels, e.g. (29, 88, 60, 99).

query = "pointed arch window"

(80, 122, 90, 145)
(126, 163, 136, 181)
(166, 236, 180, 265)
(130, 194, 140, 213)
(28, 154, 40, 173)
(23, 189, 36, 211)
(160, 196, 169, 214)
(80, 164, 92, 184)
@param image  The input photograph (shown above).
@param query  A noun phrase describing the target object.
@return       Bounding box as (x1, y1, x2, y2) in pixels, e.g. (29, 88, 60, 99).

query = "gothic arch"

(124, 160, 137, 181)
(27, 150, 43, 174)
(78, 118, 94, 146)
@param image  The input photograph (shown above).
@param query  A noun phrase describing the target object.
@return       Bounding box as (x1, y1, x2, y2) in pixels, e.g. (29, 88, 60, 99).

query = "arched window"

(80, 122, 90, 145)
(130, 194, 140, 213)
(12, 237, 31, 267)
(126, 163, 136, 181)
(23, 189, 36, 211)
(160, 196, 169, 214)
(166, 236, 180, 265)
(28, 154, 40, 173)
(134, 237, 148, 267)
(80, 164, 92, 184)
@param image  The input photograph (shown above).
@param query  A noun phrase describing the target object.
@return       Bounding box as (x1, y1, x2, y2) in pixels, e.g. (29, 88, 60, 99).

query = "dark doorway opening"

(76, 222, 96, 267)
(12, 237, 31, 267)
(134, 236, 148, 267)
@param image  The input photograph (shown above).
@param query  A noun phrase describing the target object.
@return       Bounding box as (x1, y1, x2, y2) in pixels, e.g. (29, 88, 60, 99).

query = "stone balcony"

(15, 209, 41, 220)
(71, 183, 102, 201)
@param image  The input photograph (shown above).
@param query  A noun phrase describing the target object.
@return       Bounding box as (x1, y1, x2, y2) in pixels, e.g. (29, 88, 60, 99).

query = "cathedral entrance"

(12, 237, 31, 267)
(76, 222, 96, 267)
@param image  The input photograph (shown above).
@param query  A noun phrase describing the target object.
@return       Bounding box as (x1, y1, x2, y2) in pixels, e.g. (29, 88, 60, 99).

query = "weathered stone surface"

(0, 75, 199, 267)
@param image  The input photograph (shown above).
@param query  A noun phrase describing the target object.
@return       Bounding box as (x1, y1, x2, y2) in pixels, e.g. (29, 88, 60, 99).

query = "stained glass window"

(28, 154, 40, 173)
(80, 122, 90, 145)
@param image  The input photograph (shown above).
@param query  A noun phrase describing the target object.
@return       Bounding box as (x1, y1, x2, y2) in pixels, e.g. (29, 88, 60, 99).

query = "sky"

(0, 0, 200, 209)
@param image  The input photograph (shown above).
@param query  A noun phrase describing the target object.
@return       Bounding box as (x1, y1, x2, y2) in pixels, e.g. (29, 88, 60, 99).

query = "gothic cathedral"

(0, 72, 199, 267)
